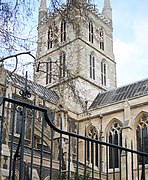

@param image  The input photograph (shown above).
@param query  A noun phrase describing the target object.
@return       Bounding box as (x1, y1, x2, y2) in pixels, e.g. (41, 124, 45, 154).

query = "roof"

(90, 78, 148, 109)
(6, 71, 59, 104)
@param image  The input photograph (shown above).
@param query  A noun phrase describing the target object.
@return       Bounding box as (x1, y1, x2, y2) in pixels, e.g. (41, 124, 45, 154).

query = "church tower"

(35, 0, 116, 112)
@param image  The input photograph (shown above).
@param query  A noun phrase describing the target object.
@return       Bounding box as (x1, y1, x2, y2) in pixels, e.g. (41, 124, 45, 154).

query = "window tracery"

(59, 52, 66, 79)
(89, 21, 93, 43)
(86, 125, 99, 167)
(46, 58, 52, 84)
(99, 28, 104, 50)
(61, 20, 66, 42)
(48, 27, 53, 49)
(90, 53, 95, 80)
(101, 60, 107, 86)
(108, 121, 122, 168)
(136, 114, 148, 164)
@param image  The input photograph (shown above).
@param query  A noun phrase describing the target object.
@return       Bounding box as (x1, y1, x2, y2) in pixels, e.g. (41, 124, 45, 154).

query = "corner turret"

(102, 0, 112, 20)
(38, 0, 47, 24)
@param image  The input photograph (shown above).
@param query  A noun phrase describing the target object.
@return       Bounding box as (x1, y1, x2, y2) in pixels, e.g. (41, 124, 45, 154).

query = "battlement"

(47, 2, 111, 27)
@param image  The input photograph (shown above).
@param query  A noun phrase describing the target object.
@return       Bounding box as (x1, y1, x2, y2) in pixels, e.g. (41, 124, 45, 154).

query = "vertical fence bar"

(141, 128, 145, 180)
(137, 152, 140, 180)
(112, 135, 115, 180)
(119, 131, 122, 180)
(68, 135, 71, 180)
(30, 97, 36, 180)
(19, 71, 29, 179)
(131, 141, 134, 180)
(0, 76, 7, 170)
(99, 114, 103, 180)
(49, 126, 53, 180)
(76, 124, 79, 180)
(49, 113, 54, 180)
(125, 139, 128, 180)
(84, 127, 87, 180)
(39, 97, 45, 179)
(59, 115, 63, 180)
(106, 133, 109, 180)
(19, 105, 27, 180)
(91, 128, 94, 180)
(9, 90, 17, 179)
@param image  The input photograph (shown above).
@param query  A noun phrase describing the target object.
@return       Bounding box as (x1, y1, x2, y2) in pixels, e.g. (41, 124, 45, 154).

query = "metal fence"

(0, 74, 148, 180)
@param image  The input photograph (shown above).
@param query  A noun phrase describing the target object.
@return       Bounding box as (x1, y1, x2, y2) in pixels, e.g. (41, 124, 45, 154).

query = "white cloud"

(114, 18, 148, 86)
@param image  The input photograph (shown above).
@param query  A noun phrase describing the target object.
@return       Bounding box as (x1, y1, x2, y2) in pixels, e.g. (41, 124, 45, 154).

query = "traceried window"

(48, 27, 53, 49)
(108, 122, 122, 169)
(99, 28, 104, 50)
(16, 106, 22, 134)
(86, 125, 99, 167)
(59, 52, 66, 79)
(90, 54, 95, 80)
(101, 60, 107, 86)
(89, 21, 93, 43)
(61, 20, 66, 42)
(15, 107, 32, 139)
(136, 114, 148, 165)
(46, 59, 52, 84)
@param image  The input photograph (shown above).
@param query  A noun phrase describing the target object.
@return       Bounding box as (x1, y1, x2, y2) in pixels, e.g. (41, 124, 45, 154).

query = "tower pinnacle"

(102, 0, 112, 20)
(39, 0, 47, 12)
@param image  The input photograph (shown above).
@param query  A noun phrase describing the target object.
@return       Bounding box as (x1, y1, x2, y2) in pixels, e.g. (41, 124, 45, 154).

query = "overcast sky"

(107, 0, 148, 87)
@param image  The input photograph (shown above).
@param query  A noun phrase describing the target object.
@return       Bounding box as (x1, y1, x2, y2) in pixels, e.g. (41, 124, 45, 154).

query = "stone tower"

(35, 0, 116, 112)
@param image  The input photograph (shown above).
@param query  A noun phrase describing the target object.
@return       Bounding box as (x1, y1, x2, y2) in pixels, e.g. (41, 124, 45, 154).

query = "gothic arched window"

(99, 28, 104, 50)
(61, 20, 66, 42)
(59, 52, 66, 79)
(89, 21, 93, 43)
(108, 121, 122, 169)
(48, 27, 53, 49)
(46, 58, 52, 84)
(101, 60, 107, 86)
(86, 125, 99, 167)
(136, 114, 148, 165)
(16, 106, 22, 134)
(90, 53, 95, 80)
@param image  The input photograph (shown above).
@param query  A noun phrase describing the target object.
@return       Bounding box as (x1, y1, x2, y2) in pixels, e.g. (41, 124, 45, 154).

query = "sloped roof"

(90, 79, 148, 109)
(6, 72, 59, 104)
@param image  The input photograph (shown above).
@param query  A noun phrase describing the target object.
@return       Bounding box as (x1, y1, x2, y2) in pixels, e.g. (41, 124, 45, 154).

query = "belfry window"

(61, 20, 66, 42)
(90, 54, 95, 80)
(101, 61, 106, 86)
(59, 52, 66, 78)
(86, 125, 99, 167)
(99, 28, 104, 50)
(136, 114, 148, 165)
(89, 21, 93, 43)
(108, 122, 122, 169)
(46, 59, 52, 84)
(48, 28, 53, 49)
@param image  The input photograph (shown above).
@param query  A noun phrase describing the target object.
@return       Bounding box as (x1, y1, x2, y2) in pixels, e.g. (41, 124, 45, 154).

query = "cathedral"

(0, 0, 148, 179)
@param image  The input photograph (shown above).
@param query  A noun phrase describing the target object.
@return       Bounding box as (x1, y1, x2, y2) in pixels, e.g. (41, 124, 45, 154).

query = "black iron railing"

(0, 74, 148, 180)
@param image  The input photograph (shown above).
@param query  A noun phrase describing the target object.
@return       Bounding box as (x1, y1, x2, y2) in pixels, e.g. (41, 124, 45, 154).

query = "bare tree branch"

(0, 51, 35, 63)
